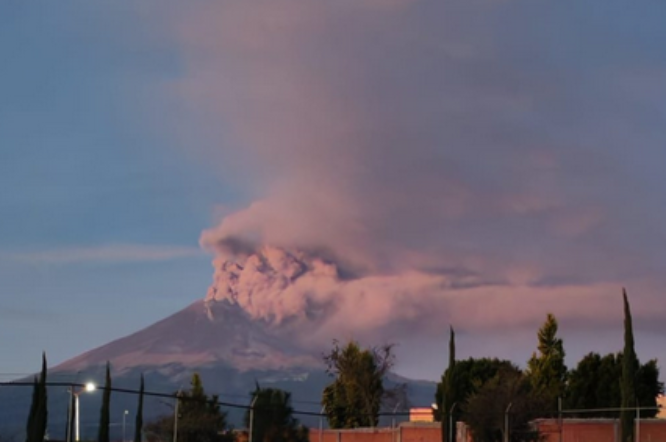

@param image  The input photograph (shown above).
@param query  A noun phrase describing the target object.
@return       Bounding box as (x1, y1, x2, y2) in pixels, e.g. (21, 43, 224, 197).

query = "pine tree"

(134, 375, 144, 442)
(621, 289, 637, 442)
(526, 313, 566, 410)
(98, 362, 112, 442)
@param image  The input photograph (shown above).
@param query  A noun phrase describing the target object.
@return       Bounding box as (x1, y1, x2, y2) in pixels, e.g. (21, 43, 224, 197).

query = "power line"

(0, 381, 419, 418)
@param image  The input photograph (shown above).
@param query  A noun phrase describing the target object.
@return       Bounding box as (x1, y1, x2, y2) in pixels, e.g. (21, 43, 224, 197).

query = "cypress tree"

(621, 289, 637, 442)
(442, 326, 456, 442)
(26, 376, 39, 442)
(98, 362, 112, 442)
(26, 353, 48, 442)
(36, 353, 48, 442)
(134, 375, 144, 442)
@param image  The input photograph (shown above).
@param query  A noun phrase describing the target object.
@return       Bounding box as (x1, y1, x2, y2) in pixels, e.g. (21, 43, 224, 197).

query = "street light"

(123, 410, 129, 442)
(248, 395, 258, 442)
(69, 382, 97, 442)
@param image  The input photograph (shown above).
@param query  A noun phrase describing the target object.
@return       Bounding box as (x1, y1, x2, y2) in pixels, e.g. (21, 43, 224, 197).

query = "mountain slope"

(55, 299, 320, 375)
(0, 298, 437, 441)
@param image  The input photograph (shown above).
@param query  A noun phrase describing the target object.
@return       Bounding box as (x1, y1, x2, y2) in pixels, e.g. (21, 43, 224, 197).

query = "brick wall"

(311, 423, 440, 442)
(535, 419, 619, 442)
(534, 418, 666, 442)
(309, 419, 666, 442)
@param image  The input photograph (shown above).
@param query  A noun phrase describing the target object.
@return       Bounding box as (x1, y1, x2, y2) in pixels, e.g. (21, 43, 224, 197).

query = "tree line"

(435, 289, 663, 442)
(23, 289, 662, 442)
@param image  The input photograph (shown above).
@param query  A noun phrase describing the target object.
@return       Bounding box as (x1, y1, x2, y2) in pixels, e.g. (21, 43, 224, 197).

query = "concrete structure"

(657, 395, 666, 419)
(409, 408, 435, 423)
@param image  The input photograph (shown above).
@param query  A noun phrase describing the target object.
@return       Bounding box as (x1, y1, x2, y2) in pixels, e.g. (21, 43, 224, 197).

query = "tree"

(465, 367, 544, 442)
(435, 357, 518, 422)
(26, 353, 47, 442)
(26, 377, 40, 442)
(564, 352, 604, 415)
(145, 373, 233, 442)
(134, 375, 144, 442)
(437, 327, 456, 442)
(635, 359, 663, 418)
(322, 340, 394, 428)
(98, 362, 112, 442)
(621, 289, 638, 442)
(566, 351, 662, 419)
(526, 313, 566, 412)
(245, 386, 308, 442)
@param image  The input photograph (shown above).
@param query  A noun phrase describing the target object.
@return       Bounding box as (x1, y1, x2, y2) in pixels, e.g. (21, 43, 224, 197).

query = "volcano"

(1, 248, 438, 440)
(55, 298, 321, 376)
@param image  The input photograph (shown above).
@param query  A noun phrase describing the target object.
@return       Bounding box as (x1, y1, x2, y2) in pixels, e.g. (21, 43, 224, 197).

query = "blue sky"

(0, 2, 236, 376)
(1, 0, 666, 380)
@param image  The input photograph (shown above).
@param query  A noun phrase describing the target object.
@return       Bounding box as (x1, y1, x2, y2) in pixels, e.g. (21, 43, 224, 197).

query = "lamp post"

(173, 390, 182, 442)
(123, 410, 129, 442)
(69, 382, 97, 442)
(248, 395, 258, 442)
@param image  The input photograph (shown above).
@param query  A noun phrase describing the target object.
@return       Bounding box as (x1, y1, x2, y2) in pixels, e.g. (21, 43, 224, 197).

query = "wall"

(310, 419, 666, 442)
(535, 418, 666, 442)
(311, 423, 440, 442)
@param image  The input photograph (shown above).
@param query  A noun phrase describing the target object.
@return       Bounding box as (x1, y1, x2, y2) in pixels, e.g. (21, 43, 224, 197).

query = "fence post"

(450, 402, 458, 442)
(635, 404, 640, 442)
(558, 397, 563, 442)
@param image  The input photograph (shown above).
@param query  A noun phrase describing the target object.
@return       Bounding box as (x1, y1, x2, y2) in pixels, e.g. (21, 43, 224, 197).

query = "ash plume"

(174, 0, 666, 346)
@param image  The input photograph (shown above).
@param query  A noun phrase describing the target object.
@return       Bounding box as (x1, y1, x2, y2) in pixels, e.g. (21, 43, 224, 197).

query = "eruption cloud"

(169, 0, 666, 351)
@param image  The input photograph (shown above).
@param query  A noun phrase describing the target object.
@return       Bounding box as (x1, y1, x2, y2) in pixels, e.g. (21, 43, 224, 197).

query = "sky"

(1, 0, 666, 381)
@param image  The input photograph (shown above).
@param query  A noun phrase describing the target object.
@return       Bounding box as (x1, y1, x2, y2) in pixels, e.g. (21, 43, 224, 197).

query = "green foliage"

(435, 357, 519, 421)
(566, 351, 662, 418)
(98, 362, 112, 442)
(322, 340, 394, 428)
(244, 386, 308, 442)
(464, 367, 544, 442)
(526, 313, 567, 412)
(145, 373, 233, 442)
(134, 375, 144, 442)
(635, 359, 663, 416)
(26, 353, 48, 442)
(621, 289, 638, 442)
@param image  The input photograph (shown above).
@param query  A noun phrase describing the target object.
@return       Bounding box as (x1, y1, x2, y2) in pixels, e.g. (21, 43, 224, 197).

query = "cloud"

(159, 0, 666, 343)
(2, 244, 204, 265)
